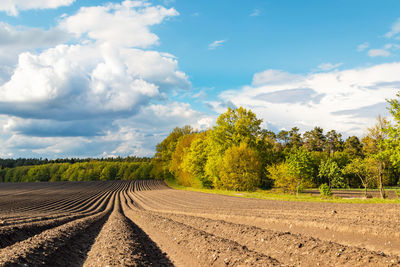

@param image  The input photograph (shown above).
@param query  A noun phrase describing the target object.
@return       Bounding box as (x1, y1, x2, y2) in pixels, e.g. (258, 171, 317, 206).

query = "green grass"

(165, 179, 400, 204)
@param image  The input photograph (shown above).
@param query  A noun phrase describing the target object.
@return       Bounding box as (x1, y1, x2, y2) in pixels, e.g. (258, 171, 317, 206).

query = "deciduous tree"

(286, 147, 314, 195)
(218, 142, 261, 191)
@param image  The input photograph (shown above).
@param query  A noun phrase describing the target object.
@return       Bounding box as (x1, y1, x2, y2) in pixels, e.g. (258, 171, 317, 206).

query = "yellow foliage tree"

(267, 162, 297, 192)
(170, 133, 199, 187)
(218, 142, 261, 191)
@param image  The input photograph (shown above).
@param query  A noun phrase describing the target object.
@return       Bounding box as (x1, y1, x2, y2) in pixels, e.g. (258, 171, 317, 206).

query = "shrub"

(319, 183, 332, 197)
(267, 163, 296, 193)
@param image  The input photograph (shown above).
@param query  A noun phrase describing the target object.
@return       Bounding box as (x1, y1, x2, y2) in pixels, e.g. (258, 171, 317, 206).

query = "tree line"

(0, 156, 151, 169)
(0, 161, 153, 183)
(151, 93, 400, 198)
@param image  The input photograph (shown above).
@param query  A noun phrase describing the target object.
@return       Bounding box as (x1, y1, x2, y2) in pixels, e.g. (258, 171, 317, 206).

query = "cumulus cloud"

(60, 0, 179, 48)
(0, 23, 67, 49)
(0, 22, 69, 81)
(0, 0, 201, 158)
(0, 0, 75, 16)
(0, 41, 189, 126)
(217, 63, 400, 136)
(208, 40, 226, 50)
(110, 102, 213, 155)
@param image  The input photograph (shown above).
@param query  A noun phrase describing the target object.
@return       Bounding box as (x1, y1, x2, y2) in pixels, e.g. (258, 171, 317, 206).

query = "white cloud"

(317, 62, 343, 71)
(60, 0, 178, 48)
(0, 22, 69, 81)
(192, 90, 207, 99)
(0, 23, 67, 49)
(217, 63, 400, 136)
(250, 9, 261, 17)
(252, 69, 302, 86)
(208, 39, 226, 50)
(0, 0, 75, 16)
(385, 18, 400, 38)
(368, 48, 391, 57)
(357, 42, 369, 52)
(0, 0, 199, 158)
(0, 42, 189, 121)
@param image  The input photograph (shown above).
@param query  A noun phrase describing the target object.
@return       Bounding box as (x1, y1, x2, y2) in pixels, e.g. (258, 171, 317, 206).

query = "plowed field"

(0, 180, 399, 266)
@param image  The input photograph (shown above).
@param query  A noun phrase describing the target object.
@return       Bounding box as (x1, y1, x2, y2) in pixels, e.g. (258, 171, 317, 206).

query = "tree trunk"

(296, 179, 301, 196)
(363, 182, 368, 198)
(378, 161, 386, 199)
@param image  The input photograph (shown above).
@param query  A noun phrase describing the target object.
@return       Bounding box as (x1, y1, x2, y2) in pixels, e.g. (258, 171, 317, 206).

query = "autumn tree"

(267, 162, 297, 192)
(170, 133, 199, 187)
(182, 131, 211, 187)
(151, 125, 193, 179)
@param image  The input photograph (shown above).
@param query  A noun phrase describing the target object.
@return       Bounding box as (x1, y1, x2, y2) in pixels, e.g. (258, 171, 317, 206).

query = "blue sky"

(0, 0, 400, 158)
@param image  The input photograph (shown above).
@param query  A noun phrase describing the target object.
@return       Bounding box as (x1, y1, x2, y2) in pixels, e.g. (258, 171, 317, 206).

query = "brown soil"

(0, 180, 399, 266)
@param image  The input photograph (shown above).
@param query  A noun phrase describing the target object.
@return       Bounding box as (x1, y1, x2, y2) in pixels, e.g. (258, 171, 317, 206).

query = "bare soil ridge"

(0, 180, 398, 266)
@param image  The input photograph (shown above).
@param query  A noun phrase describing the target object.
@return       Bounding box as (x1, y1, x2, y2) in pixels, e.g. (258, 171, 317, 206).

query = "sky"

(0, 0, 400, 158)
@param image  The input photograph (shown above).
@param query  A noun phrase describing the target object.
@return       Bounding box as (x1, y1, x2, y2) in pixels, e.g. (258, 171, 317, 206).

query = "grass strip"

(165, 179, 400, 204)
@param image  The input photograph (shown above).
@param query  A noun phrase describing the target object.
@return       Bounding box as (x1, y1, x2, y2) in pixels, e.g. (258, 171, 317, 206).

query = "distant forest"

(0, 157, 152, 183)
(0, 156, 151, 169)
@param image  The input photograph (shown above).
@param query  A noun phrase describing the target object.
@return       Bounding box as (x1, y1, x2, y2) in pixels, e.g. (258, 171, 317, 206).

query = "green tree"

(344, 136, 363, 158)
(303, 127, 325, 152)
(343, 157, 378, 197)
(385, 92, 400, 168)
(205, 107, 263, 187)
(277, 130, 289, 145)
(286, 147, 314, 195)
(288, 127, 302, 149)
(364, 116, 390, 198)
(325, 130, 343, 156)
(318, 159, 346, 188)
(100, 164, 118, 181)
(218, 142, 261, 191)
